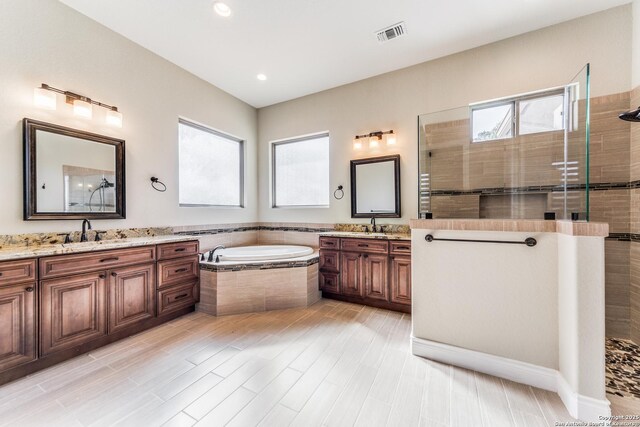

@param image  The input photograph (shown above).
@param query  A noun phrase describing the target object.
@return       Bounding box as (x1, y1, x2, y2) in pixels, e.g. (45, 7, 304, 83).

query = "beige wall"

(257, 6, 632, 225)
(633, 0, 640, 88)
(0, 0, 258, 235)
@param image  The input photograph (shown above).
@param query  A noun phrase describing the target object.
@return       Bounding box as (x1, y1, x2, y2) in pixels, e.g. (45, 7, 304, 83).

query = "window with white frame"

(471, 89, 565, 143)
(178, 119, 244, 207)
(272, 133, 330, 207)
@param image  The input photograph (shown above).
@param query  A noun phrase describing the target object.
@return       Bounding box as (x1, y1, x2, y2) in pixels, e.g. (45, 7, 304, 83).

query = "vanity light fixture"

(73, 99, 93, 119)
(33, 86, 57, 110)
(33, 84, 123, 127)
(352, 130, 396, 150)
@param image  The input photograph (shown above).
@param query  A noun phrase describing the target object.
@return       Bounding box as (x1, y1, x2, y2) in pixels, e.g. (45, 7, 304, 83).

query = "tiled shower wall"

(630, 86, 640, 344)
(423, 91, 639, 341)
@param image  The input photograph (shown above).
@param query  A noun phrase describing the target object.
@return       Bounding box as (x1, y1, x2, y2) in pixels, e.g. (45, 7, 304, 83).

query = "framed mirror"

(350, 155, 401, 218)
(23, 119, 126, 220)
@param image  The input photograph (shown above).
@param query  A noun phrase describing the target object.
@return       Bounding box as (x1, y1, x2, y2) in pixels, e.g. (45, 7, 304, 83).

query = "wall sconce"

(353, 130, 396, 150)
(33, 83, 123, 128)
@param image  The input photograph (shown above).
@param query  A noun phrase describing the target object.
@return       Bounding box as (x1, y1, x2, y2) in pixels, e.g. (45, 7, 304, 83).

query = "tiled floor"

(606, 338, 640, 399)
(0, 299, 633, 426)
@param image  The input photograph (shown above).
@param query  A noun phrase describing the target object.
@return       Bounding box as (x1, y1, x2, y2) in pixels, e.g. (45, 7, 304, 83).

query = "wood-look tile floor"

(0, 299, 636, 427)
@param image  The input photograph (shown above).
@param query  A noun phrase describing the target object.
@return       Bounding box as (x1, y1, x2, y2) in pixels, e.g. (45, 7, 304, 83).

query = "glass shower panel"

(417, 64, 590, 220)
(564, 64, 591, 220)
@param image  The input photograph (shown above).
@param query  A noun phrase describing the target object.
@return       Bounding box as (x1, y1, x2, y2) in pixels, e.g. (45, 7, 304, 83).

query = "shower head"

(100, 178, 115, 188)
(619, 106, 640, 122)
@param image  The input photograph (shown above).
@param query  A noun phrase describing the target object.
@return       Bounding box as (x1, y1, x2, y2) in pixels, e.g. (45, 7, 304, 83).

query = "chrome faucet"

(207, 245, 226, 263)
(80, 219, 92, 242)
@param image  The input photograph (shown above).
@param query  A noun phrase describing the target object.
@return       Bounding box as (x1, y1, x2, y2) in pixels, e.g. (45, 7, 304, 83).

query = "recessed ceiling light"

(257, 74, 267, 81)
(213, 2, 232, 17)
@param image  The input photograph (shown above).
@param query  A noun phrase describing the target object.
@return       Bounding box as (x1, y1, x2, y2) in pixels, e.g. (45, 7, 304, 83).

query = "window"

(178, 119, 243, 207)
(471, 89, 565, 143)
(471, 103, 514, 142)
(518, 93, 564, 135)
(272, 133, 330, 207)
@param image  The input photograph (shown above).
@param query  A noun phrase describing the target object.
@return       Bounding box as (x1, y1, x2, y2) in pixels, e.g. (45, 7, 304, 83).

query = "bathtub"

(197, 244, 320, 316)
(209, 245, 314, 262)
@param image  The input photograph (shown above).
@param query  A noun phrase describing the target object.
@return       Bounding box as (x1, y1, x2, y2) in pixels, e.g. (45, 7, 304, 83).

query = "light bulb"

(34, 87, 57, 110)
(213, 2, 232, 17)
(386, 133, 396, 145)
(369, 136, 379, 148)
(73, 99, 93, 119)
(353, 138, 362, 150)
(106, 109, 123, 128)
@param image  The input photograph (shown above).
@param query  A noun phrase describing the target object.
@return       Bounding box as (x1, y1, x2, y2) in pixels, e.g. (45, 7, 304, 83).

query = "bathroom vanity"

(0, 237, 199, 385)
(318, 234, 411, 313)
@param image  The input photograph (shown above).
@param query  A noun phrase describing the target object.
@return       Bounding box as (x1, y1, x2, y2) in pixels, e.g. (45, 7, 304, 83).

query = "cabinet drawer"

(0, 259, 36, 286)
(319, 250, 340, 272)
(158, 256, 199, 289)
(158, 281, 199, 316)
(319, 272, 340, 293)
(319, 237, 340, 250)
(157, 241, 199, 261)
(341, 238, 388, 254)
(40, 246, 156, 279)
(389, 241, 412, 256)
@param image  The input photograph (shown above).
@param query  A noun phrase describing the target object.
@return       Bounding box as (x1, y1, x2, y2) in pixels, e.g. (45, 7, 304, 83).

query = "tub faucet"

(208, 245, 226, 262)
(80, 219, 92, 242)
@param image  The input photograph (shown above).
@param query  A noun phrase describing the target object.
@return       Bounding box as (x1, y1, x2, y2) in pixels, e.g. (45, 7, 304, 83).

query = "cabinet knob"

(25, 287, 34, 292)
(111, 272, 118, 277)
(364, 254, 368, 259)
(99, 274, 106, 279)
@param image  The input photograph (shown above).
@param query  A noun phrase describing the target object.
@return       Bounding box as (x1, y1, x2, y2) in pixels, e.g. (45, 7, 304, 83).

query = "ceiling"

(60, 0, 630, 108)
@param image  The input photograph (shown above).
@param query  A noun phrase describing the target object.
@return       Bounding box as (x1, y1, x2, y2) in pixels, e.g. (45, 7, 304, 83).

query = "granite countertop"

(0, 235, 199, 262)
(319, 231, 411, 241)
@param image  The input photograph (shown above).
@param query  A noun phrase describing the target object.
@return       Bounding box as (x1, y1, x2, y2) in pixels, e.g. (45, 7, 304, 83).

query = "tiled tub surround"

(198, 253, 320, 316)
(411, 218, 609, 421)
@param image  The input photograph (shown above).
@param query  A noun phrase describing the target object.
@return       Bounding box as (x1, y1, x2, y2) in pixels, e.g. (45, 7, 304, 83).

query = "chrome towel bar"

(425, 234, 537, 247)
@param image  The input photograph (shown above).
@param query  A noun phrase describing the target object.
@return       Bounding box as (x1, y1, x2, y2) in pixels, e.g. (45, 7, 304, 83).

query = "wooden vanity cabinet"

(0, 259, 37, 372)
(319, 236, 410, 313)
(0, 239, 201, 385)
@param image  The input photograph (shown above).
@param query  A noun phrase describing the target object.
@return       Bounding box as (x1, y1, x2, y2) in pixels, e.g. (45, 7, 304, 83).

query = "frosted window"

(519, 94, 565, 135)
(471, 103, 514, 142)
(273, 134, 330, 207)
(179, 120, 243, 207)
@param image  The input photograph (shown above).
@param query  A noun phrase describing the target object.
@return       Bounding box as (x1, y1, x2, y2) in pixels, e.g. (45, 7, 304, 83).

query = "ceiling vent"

(376, 22, 407, 43)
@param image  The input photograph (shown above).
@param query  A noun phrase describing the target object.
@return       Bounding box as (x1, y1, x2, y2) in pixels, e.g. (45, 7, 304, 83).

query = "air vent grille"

(376, 22, 407, 43)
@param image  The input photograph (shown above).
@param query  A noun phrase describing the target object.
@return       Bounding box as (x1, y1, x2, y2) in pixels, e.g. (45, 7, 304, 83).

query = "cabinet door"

(340, 252, 363, 297)
(40, 272, 107, 356)
(109, 263, 156, 334)
(0, 283, 36, 372)
(319, 272, 340, 293)
(390, 256, 412, 306)
(363, 254, 389, 301)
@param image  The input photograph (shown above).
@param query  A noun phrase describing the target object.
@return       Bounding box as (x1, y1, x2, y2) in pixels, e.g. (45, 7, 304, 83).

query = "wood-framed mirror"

(350, 155, 401, 218)
(23, 118, 126, 220)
